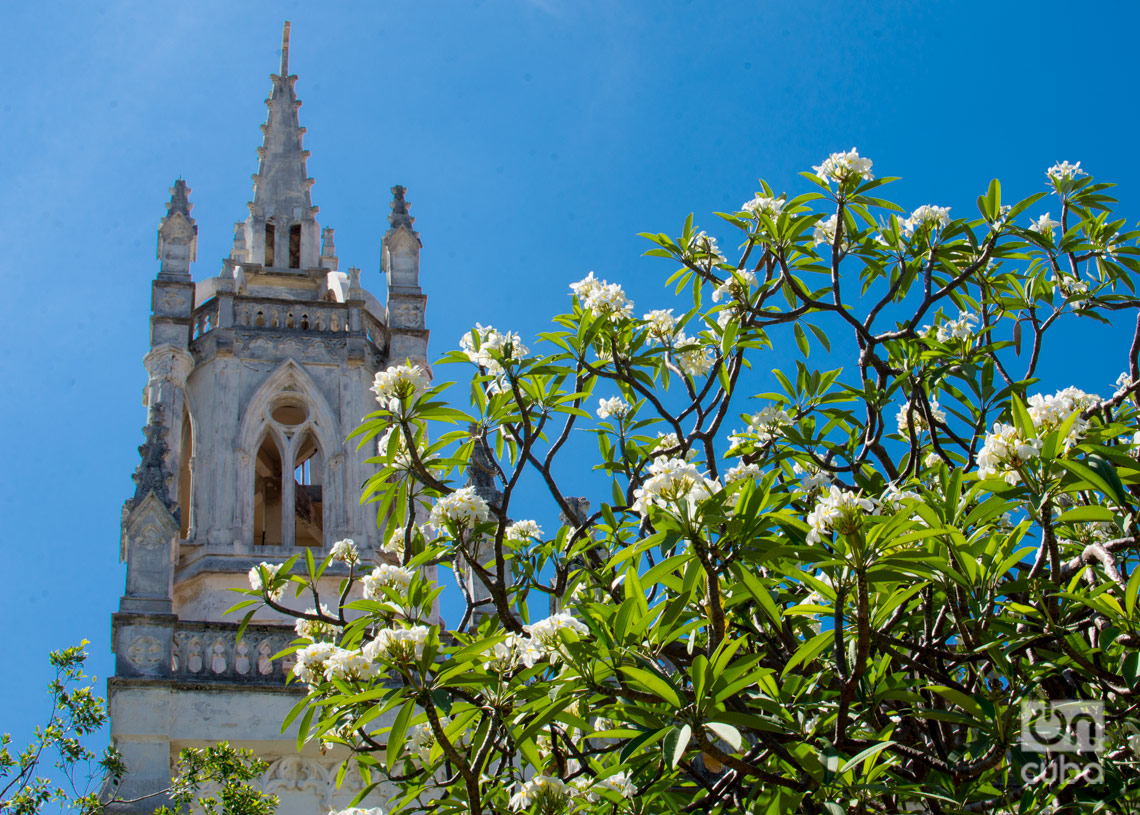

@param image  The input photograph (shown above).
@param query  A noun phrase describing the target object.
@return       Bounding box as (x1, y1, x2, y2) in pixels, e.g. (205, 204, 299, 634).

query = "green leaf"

(794, 322, 810, 357)
(664, 723, 691, 768)
(386, 699, 415, 769)
(1055, 505, 1116, 524)
(925, 686, 984, 719)
(705, 722, 743, 752)
(620, 666, 683, 707)
(839, 741, 897, 774)
(783, 630, 833, 677)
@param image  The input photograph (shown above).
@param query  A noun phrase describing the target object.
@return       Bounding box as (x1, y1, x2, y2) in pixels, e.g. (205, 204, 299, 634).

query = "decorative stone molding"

(143, 346, 195, 387)
(171, 623, 293, 684)
(262, 755, 369, 809)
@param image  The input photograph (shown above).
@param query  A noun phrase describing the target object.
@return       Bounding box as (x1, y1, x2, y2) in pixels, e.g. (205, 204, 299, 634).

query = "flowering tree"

(241, 153, 1140, 814)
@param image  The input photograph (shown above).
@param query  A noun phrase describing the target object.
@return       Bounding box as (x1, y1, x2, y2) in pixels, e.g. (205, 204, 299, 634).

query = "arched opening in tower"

(253, 434, 284, 546)
(289, 224, 301, 269)
(264, 223, 276, 267)
(178, 405, 193, 539)
(293, 432, 324, 547)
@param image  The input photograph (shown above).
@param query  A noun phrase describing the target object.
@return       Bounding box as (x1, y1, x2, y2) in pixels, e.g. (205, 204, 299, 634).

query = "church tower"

(108, 24, 425, 813)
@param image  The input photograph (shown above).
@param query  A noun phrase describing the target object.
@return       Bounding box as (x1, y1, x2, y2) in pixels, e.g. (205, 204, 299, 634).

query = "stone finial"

(157, 179, 198, 279)
(388, 185, 415, 230)
(280, 21, 291, 76)
(166, 179, 193, 219)
(126, 406, 177, 516)
(230, 222, 248, 261)
(320, 227, 338, 270)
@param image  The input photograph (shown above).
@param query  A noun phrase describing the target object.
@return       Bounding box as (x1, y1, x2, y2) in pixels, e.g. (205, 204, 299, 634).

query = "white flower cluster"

(724, 462, 761, 484)
(687, 231, 725, 264)
(925, 310, 979, 343)
(978, 386, 1099, 484)
(504, 520, 543, 543)
(363, 625, 430, 662)
(643, 308, 678, 342)
(376, 427, 417, 470)
(712, 270, 758, 303)
(896, 399, 946, 436)
(1115, 372, 1134, 398)
(429, 486, 490, 532)
(730, 405, 793, 447)
(597, 396, 631, 420)
(793, 462, 832, 494)
(813, 148, 874, 185)
(806, 486, 877, 544)
(294, 604, 337, 640)
(673, 334, 715, 377)
(1030, 212, 1061, 240)
(1047, 161, 1086, 182)
(1052, 272, 1089, 300)
(573, 772, 636, 802)
(329, 807, 385, 815)
(405, 721, 437, 763)
(459, 323, 529, 376)
(370, 363, 429, 408)
(486, 615, 588, 672)
(880, 483, 922, 513)
(570, 272, 634, 322)
(509, 776, 570, 812)
(901, 205, 951, 235)
(362, 564, 415, 600)
(633, 456, 719, 516)
(248, 562, 285, 601)
(525, 612, 590, 651)
(812, 214, 847, 248)
(329, 538, 359, 566)
(742, 195, 784, 219)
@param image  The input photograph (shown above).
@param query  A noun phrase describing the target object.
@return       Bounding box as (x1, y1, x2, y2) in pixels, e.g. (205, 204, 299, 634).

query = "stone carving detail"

(169, 628, 289, 684)
(126, 636, 164, 671)
(235, 641, 251, 675)
(262, 756, 368, 809)
(210, 638, 228, 673)
(125, 408, 175, 513)
(157, 288, 189, 314)
(391, 302, 423, 328)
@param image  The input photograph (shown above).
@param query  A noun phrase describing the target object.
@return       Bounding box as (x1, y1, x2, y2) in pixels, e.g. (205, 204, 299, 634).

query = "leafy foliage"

(243, 156, 1140, 814)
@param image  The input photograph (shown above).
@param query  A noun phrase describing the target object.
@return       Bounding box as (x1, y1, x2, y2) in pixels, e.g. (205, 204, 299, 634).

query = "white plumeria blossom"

(730, 405, 793, 446)
(1052, 272, 1089, 299)
(925, 310, 979, 343)
(880, 483, 922, 513)
(725, 462, 761, 485)
(643, 308, 678, 343)
(329, 538, 359, 565)
(577, 771, 637, 802)
(633, 456, 719, 517)
(483, 633, 527, 672)
(324, 646, 379, 682)
(673, 333, 715, 377)
(813, 148, 874, 185)
(509, 776, 570, 812)
(429, 486, 490, 532)
(570, 272, 634, 321)
(363, 625, 430, 662)
(793, 462, 832, 494)
(248, 562, 285, 601)
(405, 721, 436, 763)
(1047, 161, 1086, 182)
(712, 270, 758, 303)
(294, 604, 337, 640)
(292, 642, 336, 685)
(812, 214, 842, 248)
(504, 519, 543, 543)
(459, 323, 528, 376)
(362, 564, 415, 600)
(901, 204, 951, 235)
(977, 386, 1099, 484)
(370, 363, 429, 408)
(597, 396, 631, 420)
(1115, 372, 1134, 398)
(329, 806, 385, 815)
(742, 195, 785, 219)
(896, 399, 946, 435)
(687, 230, 725, 263)
(806, 486, 877, 545)
(376, 427, 417, 469)
(1030, 212, 1061, 240)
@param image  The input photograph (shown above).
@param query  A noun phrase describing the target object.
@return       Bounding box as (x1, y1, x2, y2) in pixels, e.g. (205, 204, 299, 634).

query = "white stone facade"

(109, 23, 428, 813)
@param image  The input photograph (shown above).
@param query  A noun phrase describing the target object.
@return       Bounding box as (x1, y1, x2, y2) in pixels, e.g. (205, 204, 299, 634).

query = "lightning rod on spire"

(280, 21, 291, 76)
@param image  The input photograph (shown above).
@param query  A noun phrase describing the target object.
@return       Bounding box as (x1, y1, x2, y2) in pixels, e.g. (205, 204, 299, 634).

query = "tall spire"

(250, 20, 315, 220)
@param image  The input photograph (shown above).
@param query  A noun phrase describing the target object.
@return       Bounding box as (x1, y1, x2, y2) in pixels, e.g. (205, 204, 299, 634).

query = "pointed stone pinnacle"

(166, 179, 194, 221)
(280, 21, 291, 76)
(388, 185, 415, 230)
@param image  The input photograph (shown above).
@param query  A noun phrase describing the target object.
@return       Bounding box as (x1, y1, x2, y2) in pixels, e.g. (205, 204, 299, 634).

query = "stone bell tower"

(108, 24, 428, 813)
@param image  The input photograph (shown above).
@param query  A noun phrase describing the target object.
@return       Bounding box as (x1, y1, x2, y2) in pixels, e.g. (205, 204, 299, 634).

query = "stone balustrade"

(189, 295, 387, 350)
(169, 621, 295, 685)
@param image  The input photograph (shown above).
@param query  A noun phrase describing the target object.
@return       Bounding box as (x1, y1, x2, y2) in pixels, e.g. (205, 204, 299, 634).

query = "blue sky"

(2, 0, 1139, 770)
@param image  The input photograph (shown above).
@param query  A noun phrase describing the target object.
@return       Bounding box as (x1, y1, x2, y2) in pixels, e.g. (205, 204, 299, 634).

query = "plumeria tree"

(240, 152, 1140, 814)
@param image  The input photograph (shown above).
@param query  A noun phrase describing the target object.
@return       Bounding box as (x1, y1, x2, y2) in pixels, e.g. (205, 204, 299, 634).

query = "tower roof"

(249, 21, 315, 220)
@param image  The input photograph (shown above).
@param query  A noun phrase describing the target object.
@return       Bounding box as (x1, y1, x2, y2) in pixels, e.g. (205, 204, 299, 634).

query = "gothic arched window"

(253, 434, 284, 547)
